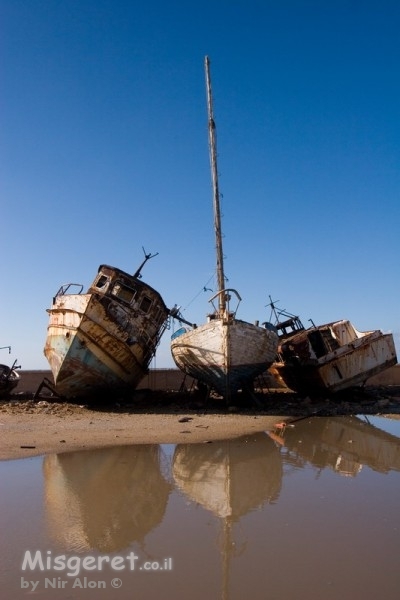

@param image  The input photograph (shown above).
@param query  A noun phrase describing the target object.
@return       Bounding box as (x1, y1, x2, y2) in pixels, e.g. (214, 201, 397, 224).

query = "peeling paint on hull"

(171, 318, 278, 397)
(44, 264, 169, 399)
(274, 320, 398, 395)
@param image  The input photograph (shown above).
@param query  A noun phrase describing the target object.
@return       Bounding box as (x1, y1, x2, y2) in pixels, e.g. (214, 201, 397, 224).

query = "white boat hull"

(274, 321, 397, 394)
(171, 319, 278, 397)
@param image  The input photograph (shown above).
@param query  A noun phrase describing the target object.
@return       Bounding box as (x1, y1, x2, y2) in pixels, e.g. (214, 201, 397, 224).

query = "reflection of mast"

(221, 518, 233, 600)
(173, 433, 282, 600)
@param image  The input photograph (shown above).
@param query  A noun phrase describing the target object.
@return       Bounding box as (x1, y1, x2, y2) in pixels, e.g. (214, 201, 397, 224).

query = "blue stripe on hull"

(53, 335, 145, 398)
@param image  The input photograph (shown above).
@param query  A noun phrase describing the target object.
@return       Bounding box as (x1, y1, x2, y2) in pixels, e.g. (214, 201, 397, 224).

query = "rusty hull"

(44, 265, 169, 399)
(274, 320, 397, 395)
(171, 316, 278, 398)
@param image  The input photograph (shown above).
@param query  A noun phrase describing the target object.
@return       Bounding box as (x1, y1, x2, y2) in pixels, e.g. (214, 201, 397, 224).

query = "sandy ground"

(1, 380, 400, 460)
(0, 402, 288, 461)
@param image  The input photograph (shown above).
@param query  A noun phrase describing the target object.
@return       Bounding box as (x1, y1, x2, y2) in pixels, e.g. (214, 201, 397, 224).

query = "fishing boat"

(44, 250, 169, 399)
(267, 299, 397, 395)
(0, 347, 21, 397)
(170, 57, 278, 399)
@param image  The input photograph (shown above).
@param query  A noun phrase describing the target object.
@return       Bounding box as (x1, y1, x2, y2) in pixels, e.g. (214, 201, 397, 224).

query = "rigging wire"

(181, 271, 216, 312)
(181, 265, 230, 315)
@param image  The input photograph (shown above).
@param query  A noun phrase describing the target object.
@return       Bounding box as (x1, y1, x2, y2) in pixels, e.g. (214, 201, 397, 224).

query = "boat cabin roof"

(91, 264, 168, 310)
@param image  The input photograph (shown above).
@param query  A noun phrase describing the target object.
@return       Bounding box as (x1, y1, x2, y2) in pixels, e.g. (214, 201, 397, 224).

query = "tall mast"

(205, 56, 226, 313)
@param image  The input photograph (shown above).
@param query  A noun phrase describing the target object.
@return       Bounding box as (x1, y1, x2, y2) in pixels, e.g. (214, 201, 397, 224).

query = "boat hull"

(274, 325, 397, 395)
(171, 319, 278, 397)
(0, 364, 20, 397)
(44, 265, 169, 399)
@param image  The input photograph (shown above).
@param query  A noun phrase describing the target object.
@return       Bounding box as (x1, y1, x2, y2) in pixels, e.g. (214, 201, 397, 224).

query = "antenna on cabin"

(133, 247, 159, 279)
(264, 295, 305, 332)
(265, 295, 281, 323)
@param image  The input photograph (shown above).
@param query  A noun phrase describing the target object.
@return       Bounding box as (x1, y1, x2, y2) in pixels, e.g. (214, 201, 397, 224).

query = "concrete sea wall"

(13, 364, 400, 395)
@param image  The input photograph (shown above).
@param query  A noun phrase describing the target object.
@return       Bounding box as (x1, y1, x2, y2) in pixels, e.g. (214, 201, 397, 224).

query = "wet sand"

(0, 403, 289, 461)
(2, 381, 400, 460)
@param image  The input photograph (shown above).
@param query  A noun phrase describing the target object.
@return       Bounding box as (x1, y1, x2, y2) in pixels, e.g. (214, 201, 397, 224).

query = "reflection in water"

(173, 433, 282, 518)
(43, 445, 171, 552)
(274, 416, 400, 477)
(42, 418, 400, 559)
(170, 422, 400, 599)
(172, 434, 282, 600)
(42, 418, 400, 557)
(2, 418, 400, 599)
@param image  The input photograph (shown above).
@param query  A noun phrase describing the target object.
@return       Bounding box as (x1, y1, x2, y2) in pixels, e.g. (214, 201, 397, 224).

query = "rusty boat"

(0, 347, 21, 397)
(267, 300, 397, 395)
(44, 251, 169, 399)
(170, 57, 278, 399)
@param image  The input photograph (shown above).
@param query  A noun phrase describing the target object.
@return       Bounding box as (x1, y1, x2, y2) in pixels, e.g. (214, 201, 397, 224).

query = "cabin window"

(139, 295, 152, 313)
(112, 282, 137, 304)
(308, 329, 340, 358)
(95, 275, 109, 289)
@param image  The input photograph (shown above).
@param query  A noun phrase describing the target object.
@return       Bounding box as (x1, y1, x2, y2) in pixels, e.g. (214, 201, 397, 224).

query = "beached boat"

(0, 347, 20, 397)
(44, 251, 169, 399)
(267, 300, 397, 395)
(170, 57, 278, 399)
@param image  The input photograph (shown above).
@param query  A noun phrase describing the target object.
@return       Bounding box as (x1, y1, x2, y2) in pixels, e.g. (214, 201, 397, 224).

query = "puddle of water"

(1, 415, 400, 599)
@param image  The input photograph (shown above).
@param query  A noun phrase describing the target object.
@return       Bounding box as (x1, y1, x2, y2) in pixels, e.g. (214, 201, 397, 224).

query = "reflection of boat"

(267, 301, 397, 395)
(44, 250, 169, 398)
(171, 57, 278, 399)
(173, 433, 282, 517)
(173, 434, 282, 600)
(0, 346, 20, 397)
(274, 416, 400, 477)
(43, 445, 171, 552)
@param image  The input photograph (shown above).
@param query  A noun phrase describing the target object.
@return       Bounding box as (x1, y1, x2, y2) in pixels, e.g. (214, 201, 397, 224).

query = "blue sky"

(2, 1, 399, 370)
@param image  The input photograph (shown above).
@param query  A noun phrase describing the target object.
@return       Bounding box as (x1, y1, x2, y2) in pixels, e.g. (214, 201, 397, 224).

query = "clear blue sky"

(2, 1, 399, 370)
